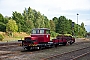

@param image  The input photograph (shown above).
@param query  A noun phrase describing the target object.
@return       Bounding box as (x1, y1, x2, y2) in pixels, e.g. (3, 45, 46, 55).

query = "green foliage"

(44, 16, 50, 28)
(0, 13, 8, 32)
(50, 31, 59, 37)
(0, 7, 87, 38)
(66, 19, 72, 34)
(50, 20, 55, 31)
(52, 17, 58, 31)
(0, 22, 6, 32)
(58, 34, 72, 37)
(0, 13, 4, 22)
(6, 19, 18, 32)
(12, 11, 24, 32)
(80, 22, 87, 37)
(6, 19, 18, 37)
(0, 34, 4, 41)
(25, 20, 34, 33)
(56, 16, 68, 34)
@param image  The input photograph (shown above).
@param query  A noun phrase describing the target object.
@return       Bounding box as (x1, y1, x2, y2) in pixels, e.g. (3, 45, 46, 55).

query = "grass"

(3, 37, 23, 42)
(0, 32, 30, 42)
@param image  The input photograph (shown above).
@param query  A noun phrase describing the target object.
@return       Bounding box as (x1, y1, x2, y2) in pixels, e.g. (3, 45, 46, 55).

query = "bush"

(50, 31, 59, 37)
(0, 34, 4, 41)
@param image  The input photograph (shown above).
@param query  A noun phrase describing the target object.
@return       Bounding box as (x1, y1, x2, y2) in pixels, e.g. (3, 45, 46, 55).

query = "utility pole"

(77, 13, 79, 36)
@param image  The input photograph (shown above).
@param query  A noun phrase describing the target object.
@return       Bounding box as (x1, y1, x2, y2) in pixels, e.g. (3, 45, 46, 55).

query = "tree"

(34, 11, 44, 28)
(52, 17, 58, 32)
(27, 7, 34, 21)
(80, 22, 87, 37)
(66, 19, 72, 34)
(0, 22, 6, 32)
(56, 16, 67, 34)
(25, 20, 34, 33)
(44, 16, 50, 28)
(0, 7, 87, 37)
(0, 13, 4, 22)
(0, 13, 8, 32)
(50, 20, 55, 31)
(6, 19, 18, 37)
(18, 23, 21, 32)
(12, 11, 24, 32)
(74, 24, 78, 36)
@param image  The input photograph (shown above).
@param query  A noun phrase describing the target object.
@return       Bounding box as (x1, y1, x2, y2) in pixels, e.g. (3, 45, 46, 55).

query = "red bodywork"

(23, 28, 50, 46)
(21, 28, 75, 49)
(52, 35, 67, 44)
(23, 37, 38, 46)
(31, 34, 50, 43)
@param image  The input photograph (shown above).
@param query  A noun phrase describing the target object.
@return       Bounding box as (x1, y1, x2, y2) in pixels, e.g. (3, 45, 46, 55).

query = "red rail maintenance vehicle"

(18, 28, 75, 50)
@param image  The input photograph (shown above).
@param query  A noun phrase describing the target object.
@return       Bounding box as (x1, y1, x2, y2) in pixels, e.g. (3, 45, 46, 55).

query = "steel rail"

(41, 46, 90, 60)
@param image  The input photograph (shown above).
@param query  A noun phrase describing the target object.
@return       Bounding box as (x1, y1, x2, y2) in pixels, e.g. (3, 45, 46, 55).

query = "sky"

(0, 0, 90, 32)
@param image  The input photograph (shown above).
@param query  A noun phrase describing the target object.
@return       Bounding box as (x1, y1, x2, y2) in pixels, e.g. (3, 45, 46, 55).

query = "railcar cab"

(31, 28, 50, 44)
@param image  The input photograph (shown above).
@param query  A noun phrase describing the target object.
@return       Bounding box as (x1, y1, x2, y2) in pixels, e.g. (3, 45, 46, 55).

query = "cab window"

(32, 29, 36, 34)
(32, 29, 39, 34)
(46, 30, 50, 34)
(40, 30, 44, 34)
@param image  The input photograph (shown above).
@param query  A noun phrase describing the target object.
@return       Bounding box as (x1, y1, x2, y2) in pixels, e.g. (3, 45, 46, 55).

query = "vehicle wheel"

(51, 44, 54, 48)
(70, 41, 73, 45)
(63, 42, 67, 46)
(55, 44, 58, 47)
(37, 47, 40, 49)
(26, 47, 31, 50)
(37, 46, 43, 50)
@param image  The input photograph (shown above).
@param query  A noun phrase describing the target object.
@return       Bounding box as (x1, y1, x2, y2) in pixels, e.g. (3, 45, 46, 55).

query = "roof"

(32, 28, 50, 30)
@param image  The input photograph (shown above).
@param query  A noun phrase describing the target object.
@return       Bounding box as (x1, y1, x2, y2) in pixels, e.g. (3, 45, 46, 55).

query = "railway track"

(42, 46, 90, 60)
(0, 42, 22, 51)
(0, 40, 90, 60)
(0, 51, 21, 60)
(0, 49, 38, 60)
(0, 42, 21, 46)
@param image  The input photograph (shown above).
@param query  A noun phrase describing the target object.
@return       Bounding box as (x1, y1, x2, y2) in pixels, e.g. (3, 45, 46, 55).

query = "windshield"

(46, 30, 50, 34)
(32, 29, 50, 34)
(32, 29, 36, 34)
(40, 30, 44, 34)
(32, 29, 39, 34)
